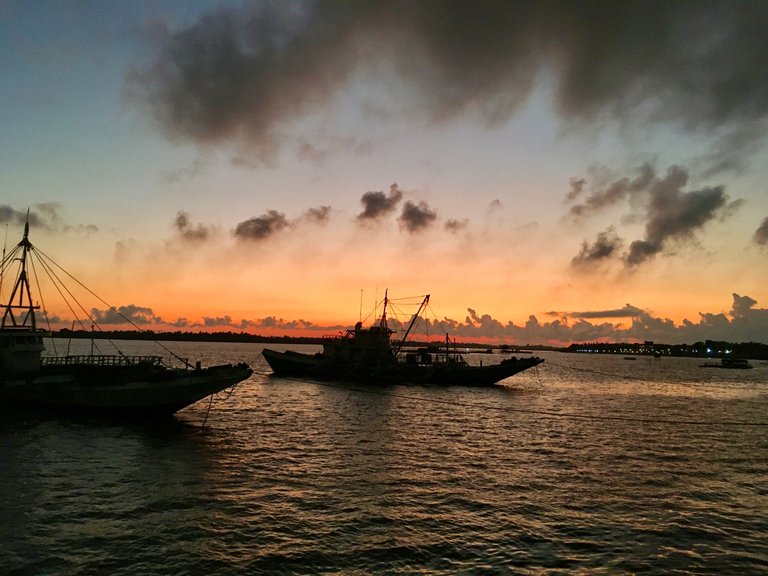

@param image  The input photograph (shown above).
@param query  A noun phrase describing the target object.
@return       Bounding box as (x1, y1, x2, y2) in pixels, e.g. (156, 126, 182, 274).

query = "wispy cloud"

(444, 218, 469, 233)
(754, 216, 768, 246)
(174, 210, 211, 241)
(303, 205, 332, 224)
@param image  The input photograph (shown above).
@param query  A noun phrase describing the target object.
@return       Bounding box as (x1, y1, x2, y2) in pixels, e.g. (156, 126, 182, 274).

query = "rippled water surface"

(2, 341, 767, 574)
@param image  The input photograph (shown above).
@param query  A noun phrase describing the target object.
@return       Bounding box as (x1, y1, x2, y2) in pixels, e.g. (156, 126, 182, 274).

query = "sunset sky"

(2, 1, 767, 345)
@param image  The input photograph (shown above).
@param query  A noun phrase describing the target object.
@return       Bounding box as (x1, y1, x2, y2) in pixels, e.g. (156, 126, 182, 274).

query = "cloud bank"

(130, 1, 768, 170)
(82, 293, 768, 345)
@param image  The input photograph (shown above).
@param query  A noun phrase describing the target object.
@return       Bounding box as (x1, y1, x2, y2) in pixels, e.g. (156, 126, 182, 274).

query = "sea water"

(1, 340, 766, 574)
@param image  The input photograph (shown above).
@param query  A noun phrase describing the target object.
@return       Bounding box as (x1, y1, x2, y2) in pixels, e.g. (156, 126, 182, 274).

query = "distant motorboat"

(263, 292, 543, 386)
(0, 222, 252, 415)
(700, 358, 752, 369)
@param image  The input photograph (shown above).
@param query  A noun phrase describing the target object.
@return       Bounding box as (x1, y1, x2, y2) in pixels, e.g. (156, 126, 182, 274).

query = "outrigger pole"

(393, 294, 430, 356)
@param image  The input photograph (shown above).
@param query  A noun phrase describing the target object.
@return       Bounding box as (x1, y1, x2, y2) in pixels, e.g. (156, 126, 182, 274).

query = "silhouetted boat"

(263, 292, 544, 386)
(700, 358, 752, 369)
(0, 222, 252, 415)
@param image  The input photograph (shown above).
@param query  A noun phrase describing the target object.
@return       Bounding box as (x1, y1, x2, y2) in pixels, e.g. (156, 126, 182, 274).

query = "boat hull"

(0, 363, 253, 415)
(262, 348, 542, 387)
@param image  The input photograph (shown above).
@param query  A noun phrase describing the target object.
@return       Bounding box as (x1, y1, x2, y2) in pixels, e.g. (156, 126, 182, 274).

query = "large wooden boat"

(0, 222, 252, 415)
(263, 292, 543, 386)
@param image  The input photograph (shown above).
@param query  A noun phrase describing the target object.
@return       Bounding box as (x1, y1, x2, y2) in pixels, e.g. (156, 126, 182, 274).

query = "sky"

(1, 0, 767, 345)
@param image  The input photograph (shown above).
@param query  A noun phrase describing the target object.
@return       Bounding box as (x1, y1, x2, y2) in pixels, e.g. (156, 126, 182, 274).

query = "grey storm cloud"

(90, 305, 160, 325)
(357, 183, 403, 221)
(571, 227, 623, 268)
(129, 1, 768, 169)
(567, 164, 741, 268)
(234, 209, 290, 241)
(754, 216, 768, 246)
(174, 210, 211, 241)
(399, 200, 438, 233)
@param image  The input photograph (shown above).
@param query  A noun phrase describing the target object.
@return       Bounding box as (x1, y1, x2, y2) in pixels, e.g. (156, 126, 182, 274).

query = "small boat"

(700, 358, 753, 369)
(0, 222, 252, 415)
(263, 292, 543, 386)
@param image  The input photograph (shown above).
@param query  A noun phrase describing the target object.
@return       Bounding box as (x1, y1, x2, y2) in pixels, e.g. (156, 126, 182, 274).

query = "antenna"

(359, 289, 363, 322)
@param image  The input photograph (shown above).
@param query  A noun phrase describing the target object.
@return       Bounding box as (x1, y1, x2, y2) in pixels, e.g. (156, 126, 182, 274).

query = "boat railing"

(41, 354, 164, 367)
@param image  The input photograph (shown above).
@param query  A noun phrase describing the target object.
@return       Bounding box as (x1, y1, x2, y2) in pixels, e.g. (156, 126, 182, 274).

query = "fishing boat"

(0, 222, 252, 415)
(262, 292, 544, 386)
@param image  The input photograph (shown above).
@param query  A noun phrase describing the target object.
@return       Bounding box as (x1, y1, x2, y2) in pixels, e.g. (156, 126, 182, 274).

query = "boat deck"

(42, 355, 164, 367)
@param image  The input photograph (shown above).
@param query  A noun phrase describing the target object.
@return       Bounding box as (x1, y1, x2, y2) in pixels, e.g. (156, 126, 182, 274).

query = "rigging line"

(388, 294, 429, 303)
(31, 251, 93, 334)
(33, 243, 186, 363)
(27, 251, 59, 356)
(267, 375, 768, 428)
(31, 249, 110, 355)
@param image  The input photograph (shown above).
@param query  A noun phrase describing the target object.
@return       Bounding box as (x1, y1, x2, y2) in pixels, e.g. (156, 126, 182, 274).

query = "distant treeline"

(565, 340, 768, 360)
(50, 329, 559, 350)
(49, 330, 768, 359)
(52, 329, 326, 345)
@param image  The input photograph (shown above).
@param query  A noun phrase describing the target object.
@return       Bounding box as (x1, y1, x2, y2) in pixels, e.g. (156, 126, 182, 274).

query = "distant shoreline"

(47, 330, 768, 360)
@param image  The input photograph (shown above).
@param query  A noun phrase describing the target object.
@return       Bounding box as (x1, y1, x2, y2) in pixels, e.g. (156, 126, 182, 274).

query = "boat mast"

(379, 289, 389, 327)
(1, 220, 39, 330)
(393, 294, 430, 356)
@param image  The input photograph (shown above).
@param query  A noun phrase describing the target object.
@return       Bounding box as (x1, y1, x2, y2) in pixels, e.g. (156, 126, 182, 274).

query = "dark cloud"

(304, 205, 332, 223)
(444, 218, 469, 233)
(0, 204, 60, 229)
(174, 210, 211, 241)
(626, 167, 736, 266)
(567, 163, 655, 219)
(421, 293, 768, 344)
(234, 209, 289, 241)
(565, 177, 587, 202)
(0, 205, 33, 226)
(569, 304, 645, 320)
(129, 1, 768, 170)
(571, 227, 623, 268)
(567, 164, 741, 268)
(399, 200, 437, 233)
(90, 305, 160, 325)
(357, 183, 403, 221)
(201, 315, 233, 327)
(1, 203, 98, 236)
(79, 294, 768, 344)
(754, 216, 768, 246)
